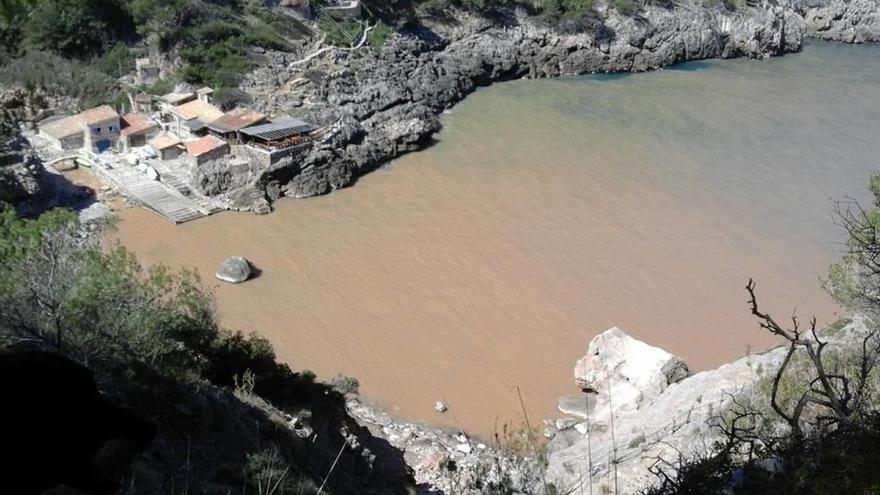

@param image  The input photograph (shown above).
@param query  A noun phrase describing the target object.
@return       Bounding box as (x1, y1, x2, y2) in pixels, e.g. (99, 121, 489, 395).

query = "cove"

(108, 41, 880, 437)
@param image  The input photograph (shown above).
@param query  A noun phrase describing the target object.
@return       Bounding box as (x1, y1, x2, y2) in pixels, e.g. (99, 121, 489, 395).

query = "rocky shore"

(543, 318, 870, 494)
(348, 399, 540, 494)
(236, 0, 880, 204)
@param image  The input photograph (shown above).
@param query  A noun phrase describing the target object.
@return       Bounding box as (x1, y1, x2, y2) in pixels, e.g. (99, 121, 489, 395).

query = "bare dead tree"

(747, 279, 857, 436)
(709, 392, 765, 458)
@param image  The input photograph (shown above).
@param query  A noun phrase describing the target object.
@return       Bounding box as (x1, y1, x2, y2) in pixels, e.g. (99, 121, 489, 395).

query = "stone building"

(196, 87, 214, 104)
(148, 134, 183, 160)
(39, 115, 85, 150)
(133, 93, 154, 114)
(79, 106, 121, 153)
(185, 135, 230, 165)
(120, 113, 159, 149)
(206, 108, 268, 143)
(237, 117, 317, 166)
(135, 58, 160, 84)
(322, 0, 361, 19)
(169, 99, 224, 138)
(38, 105, 120, 153)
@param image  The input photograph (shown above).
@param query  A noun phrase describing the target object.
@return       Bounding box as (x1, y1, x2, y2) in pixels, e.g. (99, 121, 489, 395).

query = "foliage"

(140, 78, 176, 97)
(318, 17, 364, 47)
(0, 205, 318, 405)
(92, 43, 137, 80)
(0, 0, 303, 108)
(368, 21, 394, 51)
(246, 447, 296, 495)
(609, 0, 639, 15)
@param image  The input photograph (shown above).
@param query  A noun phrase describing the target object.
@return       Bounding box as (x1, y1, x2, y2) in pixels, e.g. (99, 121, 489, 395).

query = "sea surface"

(109, 41, 880, 438)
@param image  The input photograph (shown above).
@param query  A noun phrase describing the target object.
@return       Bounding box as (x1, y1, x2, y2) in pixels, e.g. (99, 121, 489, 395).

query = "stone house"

(38, 105, 120, 153)
(185, 135, 230, 165)
(169, 99, 224, 138)
(148, 134, 183, 160)
(136, 58, 160, 84)
(120, 113, 159, 149)
(133, 93, 154, 114)
(39, 115, 85, 150)
(79, 106, 121, 153)
(322, 0, 361, 19)
(196, 87, 214, 104)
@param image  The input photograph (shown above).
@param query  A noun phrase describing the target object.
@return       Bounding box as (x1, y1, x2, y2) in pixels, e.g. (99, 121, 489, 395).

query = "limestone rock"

(546, 319, 871, 494)
(216, 256, 252, 284)
(574, 327, 690, 411)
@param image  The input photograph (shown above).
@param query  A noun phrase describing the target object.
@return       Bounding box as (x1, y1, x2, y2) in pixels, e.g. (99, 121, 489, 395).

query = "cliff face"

(0, 133, 46, 204)
(244, 0, 879, 202)
(542, 319, 869, 494)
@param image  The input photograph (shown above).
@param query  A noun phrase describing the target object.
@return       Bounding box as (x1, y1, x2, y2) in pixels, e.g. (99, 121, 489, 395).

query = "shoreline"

(231, 0, 880, 206)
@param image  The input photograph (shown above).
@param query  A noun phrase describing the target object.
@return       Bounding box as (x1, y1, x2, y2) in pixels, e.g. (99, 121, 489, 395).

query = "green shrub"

(318, 18, 363, 47)
(610, 0, 639, 15)
(368, 22, 393, 51)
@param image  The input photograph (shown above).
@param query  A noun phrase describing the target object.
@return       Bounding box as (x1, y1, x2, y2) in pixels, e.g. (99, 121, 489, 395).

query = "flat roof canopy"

(240, 117, 316, 141)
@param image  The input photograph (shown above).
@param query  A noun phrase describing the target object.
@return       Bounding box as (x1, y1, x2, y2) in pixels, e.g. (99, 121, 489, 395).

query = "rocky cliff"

(238, 0, 880, 203)
(0, 133, 46, 204)
(542, 319, 869, 494)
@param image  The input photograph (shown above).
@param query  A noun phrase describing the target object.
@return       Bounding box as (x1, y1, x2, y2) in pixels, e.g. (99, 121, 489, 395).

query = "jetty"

(45, 149, 222, 224)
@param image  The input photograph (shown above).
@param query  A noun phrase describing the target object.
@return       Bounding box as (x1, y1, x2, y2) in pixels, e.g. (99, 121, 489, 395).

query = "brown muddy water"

(108, 41, 880, 438)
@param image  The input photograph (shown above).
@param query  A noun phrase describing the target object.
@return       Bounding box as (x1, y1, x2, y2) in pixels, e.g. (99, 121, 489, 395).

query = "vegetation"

(368, 21, 394, 51)
(0, 201, 394, 491)
(0, 0, 308, 109)
(644, 174, 880, 494)
(319, 17, 365, 47)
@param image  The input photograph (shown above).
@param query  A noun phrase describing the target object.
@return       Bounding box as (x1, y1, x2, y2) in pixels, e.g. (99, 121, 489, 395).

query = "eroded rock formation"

(239, 0, 880, 203)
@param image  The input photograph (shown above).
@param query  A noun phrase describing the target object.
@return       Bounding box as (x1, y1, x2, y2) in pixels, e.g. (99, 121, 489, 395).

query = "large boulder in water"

(216, 256, 252, 284)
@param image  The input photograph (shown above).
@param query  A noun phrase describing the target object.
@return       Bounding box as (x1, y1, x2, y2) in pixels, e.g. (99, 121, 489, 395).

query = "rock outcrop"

(799, 0, 880, 42)
(574, 327, 690, 404)
(241, 0, 880, 203)
(543, 320, 869, 494)
(348, 399, 539, 494)
(0, 133, 46, 203)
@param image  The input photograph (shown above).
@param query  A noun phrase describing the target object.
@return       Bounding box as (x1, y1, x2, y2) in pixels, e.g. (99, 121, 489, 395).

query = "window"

(93, 127, 100, 133)
(108, 125, 115, 132)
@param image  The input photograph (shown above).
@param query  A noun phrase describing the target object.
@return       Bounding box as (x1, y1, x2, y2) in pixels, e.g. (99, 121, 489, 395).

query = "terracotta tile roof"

(148, 133, 181, 150)
(78, 105, 119, 125)
(171, 99, 223, 122)
(40, 115, 84, 139)
(120, 113, 157, 136)
(185, 135, 228, 157)
(208, 108, 267, 133)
